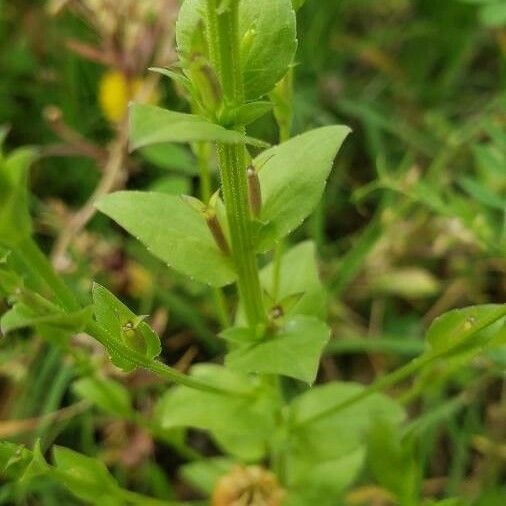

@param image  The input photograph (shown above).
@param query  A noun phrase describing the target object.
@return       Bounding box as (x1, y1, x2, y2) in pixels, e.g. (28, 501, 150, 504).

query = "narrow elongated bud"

(205, 209, 231, 256)
(182, 195, 230, 255)
(247, 165, 262, 218)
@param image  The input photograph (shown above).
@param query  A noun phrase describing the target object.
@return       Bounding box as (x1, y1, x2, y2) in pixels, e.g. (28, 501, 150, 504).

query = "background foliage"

(0, 0, 505, 504)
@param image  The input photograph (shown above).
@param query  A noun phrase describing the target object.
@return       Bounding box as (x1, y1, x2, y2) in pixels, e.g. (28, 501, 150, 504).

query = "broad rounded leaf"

(256, 126, 351, 250)
(155, 365, 277, 460)
(130, 103, 267, 151)
(289, 382, 405, 461)
(96, 191, 236, 287)
(226, 315, 330, 384)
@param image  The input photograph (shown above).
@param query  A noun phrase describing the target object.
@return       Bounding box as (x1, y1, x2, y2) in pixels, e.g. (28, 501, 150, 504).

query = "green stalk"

(205, 0, 265, 326)
(13, 236, 240, 396)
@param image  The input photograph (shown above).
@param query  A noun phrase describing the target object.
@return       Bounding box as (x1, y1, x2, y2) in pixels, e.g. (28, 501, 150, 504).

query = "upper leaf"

(239, 0, 297, 99)
(256, 126, 351, 250)
(225, 315, 330, 384)
(96, 192, 236, 287)
(129, 103, 267, 151)
(176, 0, 297, 100)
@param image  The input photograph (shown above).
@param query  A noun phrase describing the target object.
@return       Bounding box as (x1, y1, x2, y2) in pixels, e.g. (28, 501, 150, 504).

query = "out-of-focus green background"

(0, 0, 505, 504)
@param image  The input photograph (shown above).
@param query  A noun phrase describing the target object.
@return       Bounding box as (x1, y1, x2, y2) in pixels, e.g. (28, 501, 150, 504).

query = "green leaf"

(0, 146, 37, 244)
(426, 304, 506, 356)
(176, 0, 297, 100)
(96, 192, 236, 287)
(226, 315, 330, 384)
(480, 3, 506, 27)
(256, 126, 351, 250)
(92, 283, 161, 372)
(0, 442, 34, 480)
(180, 457, 234, 495)
(260, 241, 327, 319)
(291, 0, 307, 10)
(140, 143, 198, 175)
(0, 255, 24, 297)
(285, 449, 364, 506)
(288, 383, 404, 463)
(176, 0, 207, 63)
(459, 176, 505, 211)
(228, 101, 273, 126)
(20, 441, 49, 483)
(53, 447, 120, 504)
(73, 376, 133, 418)
(149, 176, 192, 196)
(129, 103, 267, 151)
(239, 0, 297, 99)
(155, 364, 277, 460)
(367, 421, 419, 504)
(1, 303, 92, 336)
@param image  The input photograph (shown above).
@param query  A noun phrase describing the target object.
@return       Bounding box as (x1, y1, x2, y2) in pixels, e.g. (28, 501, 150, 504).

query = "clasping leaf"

(92, 283, 161, 371)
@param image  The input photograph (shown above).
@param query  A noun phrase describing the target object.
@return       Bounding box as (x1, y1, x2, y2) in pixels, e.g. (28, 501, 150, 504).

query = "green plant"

(1, 1, 505, 505)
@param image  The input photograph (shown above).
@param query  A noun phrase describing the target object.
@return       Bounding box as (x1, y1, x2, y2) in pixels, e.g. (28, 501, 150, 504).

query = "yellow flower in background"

(99, 71, 141, 123)
(99, 70, 159, 124)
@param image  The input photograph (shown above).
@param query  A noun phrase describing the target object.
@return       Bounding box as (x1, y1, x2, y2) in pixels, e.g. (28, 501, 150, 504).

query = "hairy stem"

(205, 0, 265, 325)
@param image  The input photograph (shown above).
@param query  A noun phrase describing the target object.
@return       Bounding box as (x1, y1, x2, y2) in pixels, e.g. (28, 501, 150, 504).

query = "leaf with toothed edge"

(96, 191, 236, 287)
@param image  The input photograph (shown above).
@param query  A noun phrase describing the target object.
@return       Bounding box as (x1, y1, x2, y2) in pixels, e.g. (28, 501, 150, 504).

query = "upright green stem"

(205, 0, 265, 326)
